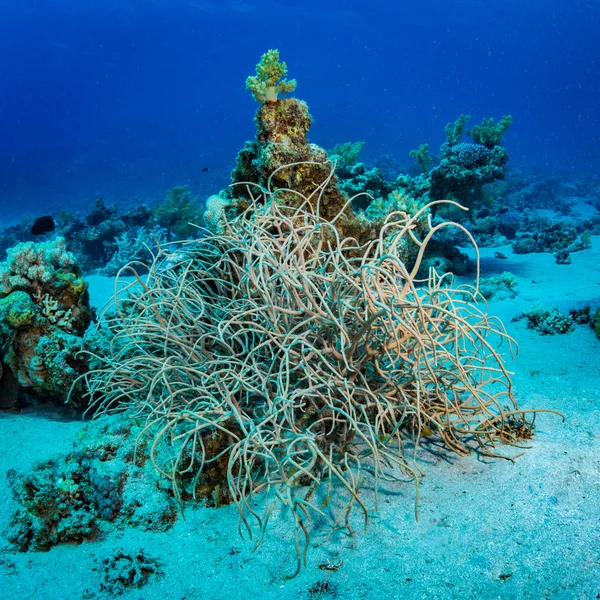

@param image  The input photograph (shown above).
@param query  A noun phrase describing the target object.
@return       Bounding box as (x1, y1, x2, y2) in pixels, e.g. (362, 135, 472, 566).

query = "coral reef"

(511, 217, 590, 259)
(429, 140, 510, 211)
(101, 225, 168, 276)
(364, 113, 514, 226)
(335, 161, 393, 209)
(79, 175, 553, 574)
(64, 199, 128, 270)
(496, 209, 522, 239)
(223, 51, 479, 275)
(227, 52, 378, 246)
(0, 192, 202, 277)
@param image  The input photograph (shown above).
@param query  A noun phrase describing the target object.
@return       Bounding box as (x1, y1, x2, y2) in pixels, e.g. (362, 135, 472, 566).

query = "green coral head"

(246, 49, 297, 103)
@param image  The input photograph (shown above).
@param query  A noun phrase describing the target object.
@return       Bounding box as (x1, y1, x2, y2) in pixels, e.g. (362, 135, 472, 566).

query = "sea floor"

(1, 240, 599, 600)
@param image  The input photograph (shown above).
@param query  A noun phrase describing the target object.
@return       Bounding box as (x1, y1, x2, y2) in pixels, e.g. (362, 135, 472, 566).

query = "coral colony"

(78, 51, 555, 572)
(1, 50, 573, 575)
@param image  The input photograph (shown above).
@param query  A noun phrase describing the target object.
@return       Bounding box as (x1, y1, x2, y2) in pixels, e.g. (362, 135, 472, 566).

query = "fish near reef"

(30, 216, 56, 236)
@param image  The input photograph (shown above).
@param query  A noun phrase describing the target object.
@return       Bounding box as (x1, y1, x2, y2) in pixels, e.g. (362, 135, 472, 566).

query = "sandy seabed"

(1, 239, 599, 600)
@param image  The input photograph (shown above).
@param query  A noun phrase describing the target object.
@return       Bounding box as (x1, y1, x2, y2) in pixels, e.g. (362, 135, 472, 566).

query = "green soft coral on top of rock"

(444, 114, 472, 145)
(245, 49, 297, 103)
(467, 115, 513, 149)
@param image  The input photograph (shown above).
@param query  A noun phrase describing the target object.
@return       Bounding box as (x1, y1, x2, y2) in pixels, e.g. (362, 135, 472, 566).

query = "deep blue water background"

(1, 0, 598, 222)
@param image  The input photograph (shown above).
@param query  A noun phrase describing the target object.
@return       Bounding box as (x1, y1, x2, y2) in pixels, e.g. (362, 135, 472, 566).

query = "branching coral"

(77, 165, 556, 574)
(445, 114, 472, 145)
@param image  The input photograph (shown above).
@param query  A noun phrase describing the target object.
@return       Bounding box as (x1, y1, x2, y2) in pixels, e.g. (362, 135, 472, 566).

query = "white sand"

(1, 240, 599, 600)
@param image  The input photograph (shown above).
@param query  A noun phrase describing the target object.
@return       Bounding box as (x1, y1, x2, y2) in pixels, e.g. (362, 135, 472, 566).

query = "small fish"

(30, 216, 56, 235)
(201, 167, 209, 172)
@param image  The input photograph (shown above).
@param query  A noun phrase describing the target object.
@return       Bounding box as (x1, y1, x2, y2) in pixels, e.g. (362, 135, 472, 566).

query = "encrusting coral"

(6, 416, 177, 552)
(77, 163, 559, 575)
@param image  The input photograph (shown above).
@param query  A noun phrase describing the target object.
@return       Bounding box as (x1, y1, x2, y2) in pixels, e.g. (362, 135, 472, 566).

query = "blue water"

(1, 4, 600, 598)
(0, 0, 598, 221)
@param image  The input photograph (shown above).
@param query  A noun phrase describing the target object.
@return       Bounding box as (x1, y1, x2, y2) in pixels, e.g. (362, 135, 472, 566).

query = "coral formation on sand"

(0, 237, 96, 408)
(68, 53, 557, 571)
(478, 271, 518, 300)
(6, 50, 570, 578)
(6, 417, 177, 551)
(79, 168, 553, 574)
(513, 305, 574, 335)
(96, 548, 163, 596)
